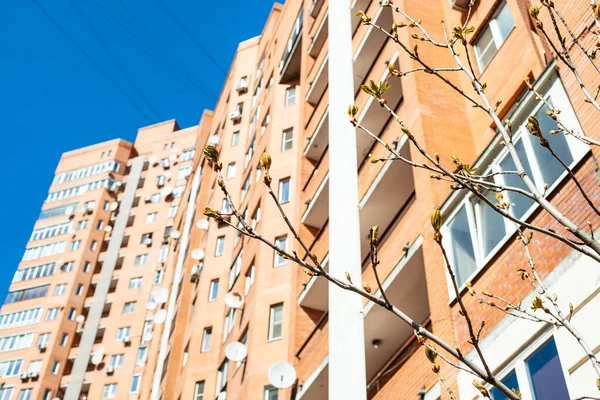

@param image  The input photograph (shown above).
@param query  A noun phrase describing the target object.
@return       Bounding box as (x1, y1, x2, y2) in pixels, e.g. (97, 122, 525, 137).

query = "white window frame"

(245, 265, 255, 295)
(209, 279, 219, 301)
(130, 374, 141, 394)
(102, 383, 117, 399)
(441, 72, 588, 295)
(201, 327, 212, 352)
(282, 128, 294, 152)
(215, 236, 225, 257)
(278, 178, 291, 204)
(274, 237, 288, 267)
(473, 0, 514, 71)
(227, 162, 237, 179)
(268, 304, 283, 341)
(285, 86, 296, 106)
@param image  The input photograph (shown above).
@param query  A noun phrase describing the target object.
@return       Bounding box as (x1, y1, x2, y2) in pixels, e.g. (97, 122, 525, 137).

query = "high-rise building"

(2, 0, 600, 399)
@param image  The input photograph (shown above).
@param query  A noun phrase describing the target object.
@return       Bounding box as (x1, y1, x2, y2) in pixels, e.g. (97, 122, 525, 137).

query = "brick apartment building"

(1, 0, 599, 399)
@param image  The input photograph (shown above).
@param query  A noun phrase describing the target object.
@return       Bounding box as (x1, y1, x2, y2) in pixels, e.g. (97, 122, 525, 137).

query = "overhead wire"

(155, 0, 228, 76)
(31, 0, 156, 123)
(70, 0, 162, 121)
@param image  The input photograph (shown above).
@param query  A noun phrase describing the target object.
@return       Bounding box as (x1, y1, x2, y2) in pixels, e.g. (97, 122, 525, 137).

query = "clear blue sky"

(0, 0, 275, 300)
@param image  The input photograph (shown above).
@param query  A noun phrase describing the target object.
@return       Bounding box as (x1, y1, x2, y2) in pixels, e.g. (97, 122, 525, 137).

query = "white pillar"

(327, 1, 367, 399)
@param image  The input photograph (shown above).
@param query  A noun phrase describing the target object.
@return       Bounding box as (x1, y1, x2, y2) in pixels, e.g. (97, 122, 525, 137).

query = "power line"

(155, 0, 228, 76)
(70, 0, 161, 120)
(31, 0, 156, 123)
(89, 0, 215, 101)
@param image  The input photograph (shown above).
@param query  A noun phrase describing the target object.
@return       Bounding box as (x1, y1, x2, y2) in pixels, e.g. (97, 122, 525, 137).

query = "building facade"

(1, 0, 600, 399)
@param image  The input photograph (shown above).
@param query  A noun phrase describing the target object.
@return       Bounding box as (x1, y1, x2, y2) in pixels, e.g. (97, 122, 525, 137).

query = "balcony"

(301, 173, 329, 229)
(308, 11, 328, 58)
(351, 0, 374, 34)
(353, 6, 393, 92)
(299, 146, 415, 310)
(304, 109, 329, 162)
(298, 238, 429, 399)
(280, 9, 304, 83)
(309, 0, 324, 18)
(306, 56, 328, 106)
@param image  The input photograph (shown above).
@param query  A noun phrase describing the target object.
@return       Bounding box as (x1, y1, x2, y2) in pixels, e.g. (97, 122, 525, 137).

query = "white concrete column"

(327, 1, 367, 399)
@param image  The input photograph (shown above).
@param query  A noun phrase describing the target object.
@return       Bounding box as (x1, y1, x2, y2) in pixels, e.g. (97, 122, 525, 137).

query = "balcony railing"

(280, 8, 304, 83)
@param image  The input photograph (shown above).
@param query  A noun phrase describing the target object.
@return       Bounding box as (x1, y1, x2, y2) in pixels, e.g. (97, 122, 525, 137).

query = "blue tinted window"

(527, 339, 570, 399)
(490, 370, 519, 400)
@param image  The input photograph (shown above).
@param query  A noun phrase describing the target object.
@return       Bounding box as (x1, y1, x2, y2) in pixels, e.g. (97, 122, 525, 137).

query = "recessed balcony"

(298, 239, 429, 399)
(308, 12, 328, 58)
(301, 173, 329, 229)
(304, 109, 329, 162)
(280, 9, 304, 84)
(353, 6, 393, 92)
(306, 56, 329, 106)
(351, 0, 373, 34)
(309, 0, 324, 18)
(298, 255, 329, 312)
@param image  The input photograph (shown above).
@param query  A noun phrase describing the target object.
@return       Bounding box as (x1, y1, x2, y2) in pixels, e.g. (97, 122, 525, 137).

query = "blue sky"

(0, 1, 275, 300)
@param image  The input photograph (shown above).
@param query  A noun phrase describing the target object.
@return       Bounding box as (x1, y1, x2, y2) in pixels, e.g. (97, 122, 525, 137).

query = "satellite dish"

(149, 155, 157, 164)
(64, 206, 74, 215)
(209, 135, 220, 145)
(146, 302, 157, 311)
(143, 333, 153, 342)
(224, 292, 245, 309)
(104, 225, 113, 232)
(225, 341, 247, 362)
(170, 230, 180, 239)
(191, 249, 205, 261)
(76, 315, 85, 323)
(154, 309, 167, 324)
(196, 219, 210, 230)
(109, 202, 119, 211)
(91, 353, 103, 366)
(169, 154, 177, 161)
(161, 186, 173, 197)
(153, 288, 169, 304)
(268, 362, 296, 389)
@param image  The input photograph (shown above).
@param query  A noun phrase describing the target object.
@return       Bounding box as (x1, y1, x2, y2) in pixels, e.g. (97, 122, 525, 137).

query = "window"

(209, 279, 219, 301)
(224, 308, 236, 340)
(76, 284, 84, 296)
(245, 136, 256, 168)
(22, 240, 65, 261)
(60, 333, 68, 347)
(274, 237, 288, 267)
(51, 360, 60, 375)
(140, 233, 153, 245)
(168, 205, 178, 219)
(146, 212, 158, 223)
(5, 284, 49, 303)
(261, 113, 270, 135)
(159, 245, 169, 263)
(69, 240, 81, 251)
(0, 388, 13, 400)
(116, 327, 131, 341)
(90, 240, 98, 251)
(0, 308, 42, 330)
(215, 236, 225, 256)
(231, 131, 240, 147)
(229, 250, 243, 289)
(103, 200, 110, 210)
(17, 388, 32, 398)
(217, 361, 229, 394)
(227, 163, 237, 179)
(264, 386, 278, 400)
(174, 184, 186, 198)
(194, 381, 205, 400)
(83, 261, 91, 273)
(0, 333, 33, 352)
(108, 354, 124, 369)
(130, 374, 141, 394)
(38, 202, 79, 220)
(102, 383, 117, 399)
(181, 148, 196, 162)
(77, 220, 88, 230)
(221, 198, 230, 213)
(135, 254, 148, 266)
(143, 319, 153, 336)
(46, 308, 59, 321)
(0, 359, 23, 377)
(282, 128, 294, 151)
(473, 1, 514, 71)
(129, 277, 143, 289)
(12, 262, 56, 282)
(201, 327, 212, 352)
(27, 360, 42, 374)
(30, 221, 72, 241)
(442, 77, 586, 288)
(37, 333, 50, 348)
(285, 86, 296, 106)
(278, 178, 291, 204)
(151, 193, 161, 203)
(68, 308, 76, 320)
(268, 304, 283, 340)
(177, 165, 192, 180)
(137, 346, 148, 364)
(61, 261, 74, 273)
(245, 265, 255, 295)
(96, 220, 103, 230)
(256, 164, 262, 183)
(154, 268, 164, 285)
(490, 337, 569, 400)
(54, 284, 67, 296)
(241, 173, 251, 201)
(123, 301, 136, 314)
(251, 207, 261, 230)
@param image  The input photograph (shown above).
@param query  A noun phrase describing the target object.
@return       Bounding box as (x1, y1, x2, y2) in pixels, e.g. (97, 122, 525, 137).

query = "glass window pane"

(475, 27, 497, 69)
(495, 2, 515, 41)
(498, 141, 536, 218)
(490, 370, 519, 400)
(446, 206, 477, 286)
(476, 190, 507, 257)
(528, 105, 573, 185)
(527, 339, 570, 399)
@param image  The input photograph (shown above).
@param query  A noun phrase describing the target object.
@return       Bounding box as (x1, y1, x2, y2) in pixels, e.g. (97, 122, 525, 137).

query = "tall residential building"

(2, 0, 600, 399)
